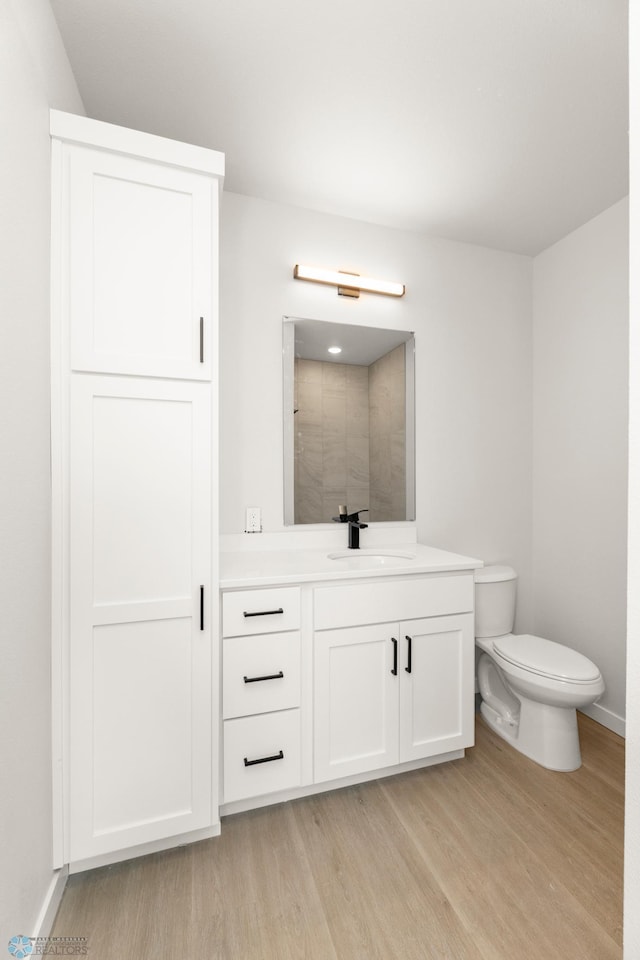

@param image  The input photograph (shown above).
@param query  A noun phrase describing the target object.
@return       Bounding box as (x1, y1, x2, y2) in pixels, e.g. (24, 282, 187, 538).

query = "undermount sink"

(327, 550, 417, 567)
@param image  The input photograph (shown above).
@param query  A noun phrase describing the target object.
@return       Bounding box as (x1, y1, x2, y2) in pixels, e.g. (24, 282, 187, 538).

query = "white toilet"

(475, 565, 605, 771)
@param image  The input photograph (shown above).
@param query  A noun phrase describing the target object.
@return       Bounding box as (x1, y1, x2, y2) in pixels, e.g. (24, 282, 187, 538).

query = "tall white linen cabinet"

(50, 111, 224, 871)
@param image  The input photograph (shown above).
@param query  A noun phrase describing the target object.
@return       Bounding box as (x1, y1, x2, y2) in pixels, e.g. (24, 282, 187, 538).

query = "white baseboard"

(33, 868, 69, 938)
(580, 702, 626, 737)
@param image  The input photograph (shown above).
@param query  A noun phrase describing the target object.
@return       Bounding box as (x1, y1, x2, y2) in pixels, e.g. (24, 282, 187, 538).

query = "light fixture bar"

(293, 264, 405, 298)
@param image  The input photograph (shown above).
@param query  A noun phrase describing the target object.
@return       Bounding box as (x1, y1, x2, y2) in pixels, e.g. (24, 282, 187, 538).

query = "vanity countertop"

(220, 542, 483, 589)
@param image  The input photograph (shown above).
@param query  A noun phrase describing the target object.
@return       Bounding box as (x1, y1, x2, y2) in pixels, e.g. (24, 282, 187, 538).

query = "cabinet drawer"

(223, 632, 301, 719)
(223, 710, 301, 803)
(314, 575, 473, 630)
(222, 587, 300, 637)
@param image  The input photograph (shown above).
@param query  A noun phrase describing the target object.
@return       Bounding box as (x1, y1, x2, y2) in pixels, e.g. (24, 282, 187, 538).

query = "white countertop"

(220, 542, 483, 589)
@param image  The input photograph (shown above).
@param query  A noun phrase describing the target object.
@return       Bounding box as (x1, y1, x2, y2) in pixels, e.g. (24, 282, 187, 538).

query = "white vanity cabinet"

(221, 587, 302, 803)
(313, 576, 475, 783)
(51, 111, 224, 869)
(219, 566, 476, 811)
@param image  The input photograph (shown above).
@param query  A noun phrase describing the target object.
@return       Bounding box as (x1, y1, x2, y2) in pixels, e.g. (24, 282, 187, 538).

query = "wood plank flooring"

(52, 713, 624, 959)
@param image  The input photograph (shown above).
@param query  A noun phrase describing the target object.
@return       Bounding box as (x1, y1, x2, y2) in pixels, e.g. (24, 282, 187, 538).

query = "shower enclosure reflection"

(283, 317, 415, 525)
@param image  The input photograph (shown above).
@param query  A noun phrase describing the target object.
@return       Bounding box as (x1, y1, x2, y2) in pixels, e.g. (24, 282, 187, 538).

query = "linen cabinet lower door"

(67, 375, 213, 863)
(314, 624, 400, 783)
(398, 614, 475, 763)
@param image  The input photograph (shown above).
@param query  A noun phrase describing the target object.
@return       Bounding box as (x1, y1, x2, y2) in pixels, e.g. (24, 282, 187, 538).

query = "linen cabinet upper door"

(67, 147, 214, 380)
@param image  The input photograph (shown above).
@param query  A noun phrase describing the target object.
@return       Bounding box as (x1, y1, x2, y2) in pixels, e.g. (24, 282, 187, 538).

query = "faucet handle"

(346, 508, 369, 523)
(332, 504, 350, 523)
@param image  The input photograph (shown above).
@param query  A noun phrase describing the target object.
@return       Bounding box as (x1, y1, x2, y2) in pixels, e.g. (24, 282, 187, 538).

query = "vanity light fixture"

(293, 264, 405, 298)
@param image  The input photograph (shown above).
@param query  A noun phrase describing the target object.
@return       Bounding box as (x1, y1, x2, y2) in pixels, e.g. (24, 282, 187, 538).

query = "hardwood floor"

(52, 713, 624, 959)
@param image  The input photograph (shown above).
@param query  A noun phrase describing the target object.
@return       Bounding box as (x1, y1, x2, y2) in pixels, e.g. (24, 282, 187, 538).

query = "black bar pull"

(199, 317, 204, 363)
(391, 637, 398, 676)
(243, 607, 284, 618)
(405, 635, 412, 674)
(243, 671, 284, 684)
(200, 586, 204, 630)
(244, 750, 284, 767)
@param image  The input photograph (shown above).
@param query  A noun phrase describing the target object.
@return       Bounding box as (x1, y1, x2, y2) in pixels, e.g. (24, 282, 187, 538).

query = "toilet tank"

(474, 565, 518, 638)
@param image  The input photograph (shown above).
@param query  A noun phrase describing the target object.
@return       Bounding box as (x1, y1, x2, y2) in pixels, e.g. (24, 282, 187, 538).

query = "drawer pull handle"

(243, 607, 284, 618)
(244, 749, 284, 767)
(243, 671, 284, 684)
(391, 637, 398, 676)
(405, 634, 412, 674)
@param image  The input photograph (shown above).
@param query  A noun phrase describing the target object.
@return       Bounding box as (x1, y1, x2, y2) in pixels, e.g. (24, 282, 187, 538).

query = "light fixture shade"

(293, 264, 405, 298)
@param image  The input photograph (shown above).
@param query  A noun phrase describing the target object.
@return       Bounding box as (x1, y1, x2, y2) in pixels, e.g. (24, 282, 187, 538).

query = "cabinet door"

(399, 614, 475, 763)
(68, 375, 212, 862)
(67, 146, 215, 380)
(314, 625, 399, 783)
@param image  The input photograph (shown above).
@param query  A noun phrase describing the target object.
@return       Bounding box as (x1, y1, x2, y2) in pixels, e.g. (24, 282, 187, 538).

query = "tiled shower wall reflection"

(294, 345, 405, 524)
(369, 344, 406, 522)
(294, 359, 370, 524)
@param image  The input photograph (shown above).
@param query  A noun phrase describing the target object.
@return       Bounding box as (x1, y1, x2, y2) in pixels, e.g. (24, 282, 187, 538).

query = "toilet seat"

(492, 634, 601, 683)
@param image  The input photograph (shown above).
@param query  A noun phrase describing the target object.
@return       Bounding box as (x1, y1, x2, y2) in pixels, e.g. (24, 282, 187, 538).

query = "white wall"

(624, 3, 640, 953)
(531, 199, 628, 732)
(0, 0, 83, 941)
(219, 192, 534, 626)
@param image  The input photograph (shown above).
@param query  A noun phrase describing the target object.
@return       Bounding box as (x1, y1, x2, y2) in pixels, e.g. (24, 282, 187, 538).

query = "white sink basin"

(327, 550, 417, 567)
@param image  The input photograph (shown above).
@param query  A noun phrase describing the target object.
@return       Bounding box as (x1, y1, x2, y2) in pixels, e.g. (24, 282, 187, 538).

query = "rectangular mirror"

(283, 316, 415, 525)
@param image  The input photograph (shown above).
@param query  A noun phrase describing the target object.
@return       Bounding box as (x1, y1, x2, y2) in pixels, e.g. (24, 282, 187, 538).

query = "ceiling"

(289, 317, 413, 365)
(50, 0, 629, 255)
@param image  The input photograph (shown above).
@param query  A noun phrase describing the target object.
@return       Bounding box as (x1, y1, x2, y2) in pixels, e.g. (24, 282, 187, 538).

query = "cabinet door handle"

(244, 750, 284, 767)
(391, 637, 398, 676)
(243, 607, 284, 618)
(199, 316, 204, 363)
(405, 635, 412, 674)
(243, 671, 284, 684)
(200, 585, 204, 631)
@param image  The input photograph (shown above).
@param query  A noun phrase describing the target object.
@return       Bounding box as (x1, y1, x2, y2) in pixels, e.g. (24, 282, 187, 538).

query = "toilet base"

(480, 696, 582, 772)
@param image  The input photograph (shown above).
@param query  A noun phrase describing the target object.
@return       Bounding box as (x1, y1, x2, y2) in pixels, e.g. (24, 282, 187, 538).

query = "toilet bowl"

(475, 567, 604, 772)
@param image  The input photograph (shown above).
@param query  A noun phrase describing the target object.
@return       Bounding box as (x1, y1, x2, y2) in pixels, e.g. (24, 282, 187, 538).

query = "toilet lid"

(492, 634, 601, 682)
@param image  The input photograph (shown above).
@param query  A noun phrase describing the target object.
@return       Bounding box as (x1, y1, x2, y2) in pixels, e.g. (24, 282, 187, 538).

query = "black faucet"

(332, 508, 369, 549)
